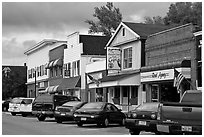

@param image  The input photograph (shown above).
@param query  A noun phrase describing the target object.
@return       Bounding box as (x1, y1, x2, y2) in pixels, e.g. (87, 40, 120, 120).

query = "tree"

(163, 2, 202, 27)
(144, 16, 164, 25)
(85, 2, 122, 37)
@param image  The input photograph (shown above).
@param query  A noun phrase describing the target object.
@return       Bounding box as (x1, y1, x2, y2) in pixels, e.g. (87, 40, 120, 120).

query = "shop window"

(44, 64, 47, 75)
(60, 66, 63, 76)
(123, 47, 132, 69)
(64, 63, 71, 77)
(151, 85, 159, 102)
(50, 68, 53, 77)
(55, 67, 58, 77)
(114, 87, 120, 98)
(28, 69, 32, 79)
(131, 86, 138, 98)
(96, 88, 103, 102)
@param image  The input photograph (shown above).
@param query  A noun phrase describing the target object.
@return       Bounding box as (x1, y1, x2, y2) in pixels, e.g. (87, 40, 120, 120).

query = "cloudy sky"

(2, 1, 173, 66)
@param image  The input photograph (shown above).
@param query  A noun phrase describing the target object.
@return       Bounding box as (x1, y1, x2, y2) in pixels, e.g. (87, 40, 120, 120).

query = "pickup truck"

(32, 94, 80, 121)
(156, 90, 202, 135)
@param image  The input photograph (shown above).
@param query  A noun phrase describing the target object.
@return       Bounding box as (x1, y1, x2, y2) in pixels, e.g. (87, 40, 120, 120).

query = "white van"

(8, 97, 35, 117)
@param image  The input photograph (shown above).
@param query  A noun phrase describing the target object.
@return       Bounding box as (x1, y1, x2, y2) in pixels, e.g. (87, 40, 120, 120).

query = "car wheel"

(37, 115, 46, 121)
(22, 113, 27, 117)
(11, 112, 16, 116)
(77, 122, 83, 127)
(56, 118, 62, 123)
(97, 123, 102, 127)
(129, 129, 140, 135)
(3, 107, 7, 111)
(103, 118, 109, 127)
(119, 118, 125, 126)
(155, 131, 161, 135)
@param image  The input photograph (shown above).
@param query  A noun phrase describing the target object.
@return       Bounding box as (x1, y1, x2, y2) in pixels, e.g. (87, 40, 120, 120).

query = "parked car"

(54, 101, 87, 123)
(32, 94, 80, 121)
(156, 90, 202, 135)
(2, 98, 12, 111)
(19, 98, 35, 117)
(73, 102, 126, 127)
(125, 102, 160, 135)
(8, 97, 34, 116)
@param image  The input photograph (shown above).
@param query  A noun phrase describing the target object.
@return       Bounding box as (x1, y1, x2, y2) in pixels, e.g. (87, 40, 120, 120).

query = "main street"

(2, 112, 155, 135)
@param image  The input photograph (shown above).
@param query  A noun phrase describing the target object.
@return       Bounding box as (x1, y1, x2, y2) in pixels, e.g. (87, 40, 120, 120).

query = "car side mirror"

(118, 109, 122, 112)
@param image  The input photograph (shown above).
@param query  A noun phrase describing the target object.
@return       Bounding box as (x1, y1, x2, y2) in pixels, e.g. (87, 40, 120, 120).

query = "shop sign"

(107, 47, 121, 70)
(141, 69, 174, 82)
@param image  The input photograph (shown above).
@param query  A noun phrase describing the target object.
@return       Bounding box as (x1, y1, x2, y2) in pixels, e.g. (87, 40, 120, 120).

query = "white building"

(63, 32, 109, 101)
(24, 39, 67, 97)
(88, 22, 172, 112)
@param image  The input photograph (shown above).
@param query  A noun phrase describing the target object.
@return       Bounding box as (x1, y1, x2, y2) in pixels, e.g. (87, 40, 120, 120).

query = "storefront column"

(138, 85, 143, 105)
(120, 86, 122, 105)
(145, 84, 151, 102)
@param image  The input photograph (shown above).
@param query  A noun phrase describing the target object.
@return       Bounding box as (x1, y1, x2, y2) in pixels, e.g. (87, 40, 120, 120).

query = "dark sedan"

(54, 101, 87, 123)
(73, 102, 126, 127)
(125, 102, 160, 135)
(2, 99, 12, 111)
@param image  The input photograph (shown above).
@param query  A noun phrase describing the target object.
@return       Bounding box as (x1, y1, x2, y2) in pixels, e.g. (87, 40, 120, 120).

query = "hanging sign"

(107, 47, 121, 70)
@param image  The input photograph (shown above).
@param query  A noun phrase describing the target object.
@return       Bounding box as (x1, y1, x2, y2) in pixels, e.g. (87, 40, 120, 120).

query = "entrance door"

(151, 84, 159, 102)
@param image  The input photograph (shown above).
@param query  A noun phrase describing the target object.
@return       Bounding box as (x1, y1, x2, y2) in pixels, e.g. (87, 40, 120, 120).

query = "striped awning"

(45, 85, 60, 94)
(53, 58, 63, 67)
(48, 61, 54, 68)
(44, 63, 49, 69)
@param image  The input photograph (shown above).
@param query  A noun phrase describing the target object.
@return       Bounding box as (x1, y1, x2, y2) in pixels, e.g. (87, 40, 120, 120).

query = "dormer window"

(122, 28, 125, 36)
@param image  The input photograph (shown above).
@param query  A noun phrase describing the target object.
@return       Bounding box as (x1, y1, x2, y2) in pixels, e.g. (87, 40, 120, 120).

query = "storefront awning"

(89, 71, 140, 89)
(45, 85, 61, 94)
(45, 63, 49, 69)
(60, 76, 81, 90)
(48, 61, 54, 68)
(53, 58, 63, 67)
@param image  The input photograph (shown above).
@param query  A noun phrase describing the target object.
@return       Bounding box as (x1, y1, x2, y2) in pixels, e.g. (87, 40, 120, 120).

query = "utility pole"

(34, 69, 37, 98)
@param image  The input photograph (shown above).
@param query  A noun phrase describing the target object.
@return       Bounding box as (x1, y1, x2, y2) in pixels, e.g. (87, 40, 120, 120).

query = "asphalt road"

(2, 112, 155, 135)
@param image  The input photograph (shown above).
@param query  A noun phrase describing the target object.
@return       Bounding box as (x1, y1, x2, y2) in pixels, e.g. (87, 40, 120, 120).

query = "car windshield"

(136, 103, 159, 112)
(81, 102, 104, 109)
(62, 101, 82, 107)
(22, 99, 33, 104)
(10, 98, 22, 104)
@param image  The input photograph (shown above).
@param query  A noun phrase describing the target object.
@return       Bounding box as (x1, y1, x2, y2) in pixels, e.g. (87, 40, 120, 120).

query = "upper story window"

(64, 63, 71, 77)
(123, 47, 132, 69)
(72, 60, 80, 77)
(122, 28, 125, 36)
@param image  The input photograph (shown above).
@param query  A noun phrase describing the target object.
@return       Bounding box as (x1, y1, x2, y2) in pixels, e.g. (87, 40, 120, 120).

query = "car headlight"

(151, 114, 156, 119)
(73, 114, 77, 117)
(127, 113, 132, 118)
(132, 113, 137, 118)
(55, 107, 58, 111)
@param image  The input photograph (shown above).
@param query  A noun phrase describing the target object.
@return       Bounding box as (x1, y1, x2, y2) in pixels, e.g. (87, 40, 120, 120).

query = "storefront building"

(88, 22, 172, 111)
(24, 39, 67, 97)
(193, 30, 202, 90)
(44, 44, 67, 94)
(141, 23, 200, 102)
(63, 32, 109, 101)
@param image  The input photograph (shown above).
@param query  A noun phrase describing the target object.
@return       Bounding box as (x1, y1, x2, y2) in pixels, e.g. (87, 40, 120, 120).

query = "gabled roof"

(123, 22, 174, 39)
(106, 21, 175, 47)
(79, 35, 110, 55)
(24, 39, 66, 55)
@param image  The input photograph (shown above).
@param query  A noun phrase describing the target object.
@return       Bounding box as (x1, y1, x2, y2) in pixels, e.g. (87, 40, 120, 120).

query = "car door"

(110, 104, 123, 123)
